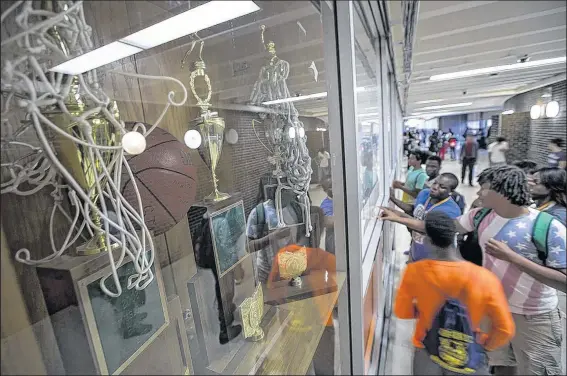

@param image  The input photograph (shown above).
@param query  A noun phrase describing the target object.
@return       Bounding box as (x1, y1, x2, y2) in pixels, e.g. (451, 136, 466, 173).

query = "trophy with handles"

(184, 41, 230, 202)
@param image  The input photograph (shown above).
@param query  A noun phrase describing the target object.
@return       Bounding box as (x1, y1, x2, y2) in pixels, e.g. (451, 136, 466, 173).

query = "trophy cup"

(44, 26, 119, 256)
(240, 283, 264, 341)
(278, 247, 307, 287)
(183, 41, 230, 202)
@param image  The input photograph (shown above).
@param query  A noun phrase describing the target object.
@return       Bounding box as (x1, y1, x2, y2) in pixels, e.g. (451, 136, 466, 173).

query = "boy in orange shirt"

(394, 211, 515, 375)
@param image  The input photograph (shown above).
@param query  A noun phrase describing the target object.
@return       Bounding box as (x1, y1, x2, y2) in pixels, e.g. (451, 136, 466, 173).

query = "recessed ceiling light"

(429, 57, 566, 81)
(541, 93, 552, 98)
(413, 102, 472, 111)
(415, 99, 444, 104)
(50, 1, 260, 75)
(501, 109, 514, 115)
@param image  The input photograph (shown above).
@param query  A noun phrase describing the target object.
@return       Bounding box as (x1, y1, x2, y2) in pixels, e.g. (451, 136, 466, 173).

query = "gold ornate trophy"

(240, 284, 264, 342)
(279, 247, 307, 287)
(44, 26, 119, 256)
(184, 41, 229, 202)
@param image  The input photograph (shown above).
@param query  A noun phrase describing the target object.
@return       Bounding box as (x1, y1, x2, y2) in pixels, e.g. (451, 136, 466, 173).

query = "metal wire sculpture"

(1, 0, 188, 297)
(249, 25, 313, 235)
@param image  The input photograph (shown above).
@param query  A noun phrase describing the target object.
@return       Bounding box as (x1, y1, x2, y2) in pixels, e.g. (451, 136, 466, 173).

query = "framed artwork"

(210, 200, 249, 277)
(76, 251, 169, 375)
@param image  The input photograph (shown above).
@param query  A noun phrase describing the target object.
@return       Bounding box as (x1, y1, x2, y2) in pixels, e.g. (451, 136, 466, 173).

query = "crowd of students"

(380, 151, 567, 375)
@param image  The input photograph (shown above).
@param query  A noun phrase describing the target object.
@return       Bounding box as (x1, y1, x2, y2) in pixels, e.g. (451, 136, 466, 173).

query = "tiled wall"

(499, 112, 531, 163)
(502, 80, 566, 166)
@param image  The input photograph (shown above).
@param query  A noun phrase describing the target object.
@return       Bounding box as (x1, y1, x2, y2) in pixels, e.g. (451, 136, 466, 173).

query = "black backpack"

(458, 209, 491, 266)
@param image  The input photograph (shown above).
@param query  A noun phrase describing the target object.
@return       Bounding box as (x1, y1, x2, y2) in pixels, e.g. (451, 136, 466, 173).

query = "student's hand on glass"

(392, 180, 404, 189)
(485, 238, 517, 262)
(378, 207, 400, 221)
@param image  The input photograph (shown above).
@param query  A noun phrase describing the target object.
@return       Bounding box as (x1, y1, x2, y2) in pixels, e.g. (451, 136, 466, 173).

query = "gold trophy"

(240, 284, 265, 342)
(278, 247, 307, 287)
(184, 41, 229, 202)
(44, 25, 119, 256)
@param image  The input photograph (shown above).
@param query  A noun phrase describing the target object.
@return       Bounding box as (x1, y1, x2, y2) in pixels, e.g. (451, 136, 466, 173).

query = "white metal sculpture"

(249, 25, 313, 235)
(1, 0, 187, 297)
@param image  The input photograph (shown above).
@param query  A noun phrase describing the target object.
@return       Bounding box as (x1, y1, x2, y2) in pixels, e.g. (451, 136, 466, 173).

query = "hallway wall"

(503, 80, 567, 166)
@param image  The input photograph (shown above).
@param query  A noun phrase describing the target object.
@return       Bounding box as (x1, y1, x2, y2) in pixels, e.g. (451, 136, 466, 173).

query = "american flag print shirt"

(459, 208, 566, 315)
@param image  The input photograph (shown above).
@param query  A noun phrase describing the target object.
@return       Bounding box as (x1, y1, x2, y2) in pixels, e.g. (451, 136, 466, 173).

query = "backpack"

(422, 288, 484, 374)
(451, 192, 466, 215)
(458, 208, 554, 266)
(255, 202, 266, 237)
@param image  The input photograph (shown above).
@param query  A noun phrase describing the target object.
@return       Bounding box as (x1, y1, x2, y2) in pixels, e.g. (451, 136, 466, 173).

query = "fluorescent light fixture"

(541, 93, 552, 98)
(50, 42, 143, 75)
(262, 87, 366, 105)
(50, 1, 260, 75)
(414, 102, 472, 111)
(429, 56, 566, 82)
(121, 1, 260, 49)
(501, 109, 514, 115)
(358, 112, 380, 117)
(415, 99, 444, 104)
(263, 92, 327, 105)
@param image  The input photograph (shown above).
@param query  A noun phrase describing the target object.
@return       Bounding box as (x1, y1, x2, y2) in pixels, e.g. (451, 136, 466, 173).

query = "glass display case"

(0, 1, 403, 375)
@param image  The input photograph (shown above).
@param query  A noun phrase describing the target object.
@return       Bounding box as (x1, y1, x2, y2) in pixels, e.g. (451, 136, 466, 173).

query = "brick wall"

(502, 80, 566, 166)
(189, 109, 273, 216)
(486, 115, 499, 144)
(499, 112, 531, 163)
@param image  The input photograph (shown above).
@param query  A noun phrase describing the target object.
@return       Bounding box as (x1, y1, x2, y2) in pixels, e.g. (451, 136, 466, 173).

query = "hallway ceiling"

(388, 1, 567, 118)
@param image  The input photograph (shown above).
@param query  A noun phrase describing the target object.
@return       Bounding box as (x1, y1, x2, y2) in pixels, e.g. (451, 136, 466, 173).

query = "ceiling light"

(413, 102, 472, 111)
(545, 101, 560, 118)
(501, 109, 514, 115)
(358, 112, 380, 117)
(262, 87, 366, 105)
(429, 57, 567, 82)
(530, 105, 541, 120)
(121, 1, 259, 49)
(50, 1, 260, 74)
(50, 42, 143, 75)
(541, 93, 552, 98)
(415, 99, 444, 104)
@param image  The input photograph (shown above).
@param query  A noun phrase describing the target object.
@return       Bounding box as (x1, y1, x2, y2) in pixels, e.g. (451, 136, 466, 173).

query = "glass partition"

(353, 8, 382, 255)
(0, 1, 346, 375)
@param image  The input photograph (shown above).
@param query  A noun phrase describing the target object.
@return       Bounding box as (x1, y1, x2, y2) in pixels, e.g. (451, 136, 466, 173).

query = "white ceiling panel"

(388, 0, 567, 117)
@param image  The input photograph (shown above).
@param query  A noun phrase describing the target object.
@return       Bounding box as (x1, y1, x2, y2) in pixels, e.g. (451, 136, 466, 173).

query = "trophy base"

(75, 237, 107, 256)
(289, 276, 303, 288)
(247, 329, 265, 342)
(204, 191, 230, 202)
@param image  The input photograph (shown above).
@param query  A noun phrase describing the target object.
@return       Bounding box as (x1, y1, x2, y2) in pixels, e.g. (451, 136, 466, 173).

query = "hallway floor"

(383, 157, 566, 375)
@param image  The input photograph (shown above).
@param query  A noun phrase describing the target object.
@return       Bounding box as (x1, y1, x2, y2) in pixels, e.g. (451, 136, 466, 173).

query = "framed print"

(76, 251, 169, 375)
(210, 200, 250, 277)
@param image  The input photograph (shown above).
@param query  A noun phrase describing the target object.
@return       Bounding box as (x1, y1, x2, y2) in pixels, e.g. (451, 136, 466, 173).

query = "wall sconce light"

(530, 105, 541, 120)
(545, 101, 560, 118)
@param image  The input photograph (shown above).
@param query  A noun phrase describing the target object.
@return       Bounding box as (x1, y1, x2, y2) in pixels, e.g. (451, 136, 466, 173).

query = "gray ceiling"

(388, 0, 566, 118)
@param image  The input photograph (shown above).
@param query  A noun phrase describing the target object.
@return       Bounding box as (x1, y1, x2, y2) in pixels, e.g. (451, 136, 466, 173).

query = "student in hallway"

(548, 138, 567, 169)
(392, 150, 428, 205)
(460, 134, 479, 186)
(394, 211, 515, 376)
(388, 173, 462, 262)
(383, 165, 567, 375)
(530, 167, 567, 225)
(487, 137, 509, 167)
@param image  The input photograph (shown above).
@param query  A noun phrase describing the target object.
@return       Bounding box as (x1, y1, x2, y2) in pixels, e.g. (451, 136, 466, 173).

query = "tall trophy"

(44, 25, 119, 256)
(183, 41, 229, 202)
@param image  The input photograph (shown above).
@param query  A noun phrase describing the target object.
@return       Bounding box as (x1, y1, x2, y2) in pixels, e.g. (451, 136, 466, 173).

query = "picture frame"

(76, 251, 169, 375)
(209, 200, 250, 278)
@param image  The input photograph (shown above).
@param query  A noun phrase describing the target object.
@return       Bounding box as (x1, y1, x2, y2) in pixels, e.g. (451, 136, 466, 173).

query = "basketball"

(121, 123, 198, 235)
